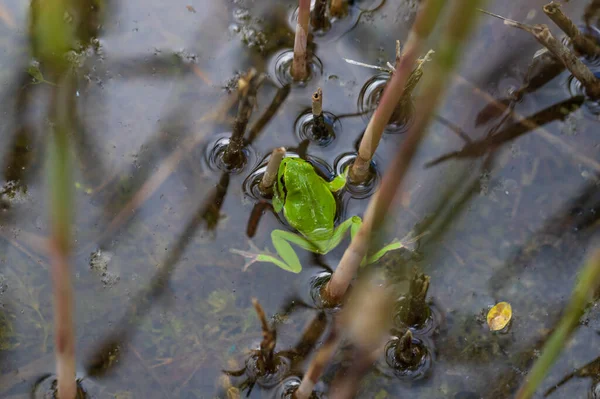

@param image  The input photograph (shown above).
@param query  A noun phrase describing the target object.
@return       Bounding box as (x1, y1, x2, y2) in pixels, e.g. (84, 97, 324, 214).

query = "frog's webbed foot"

(230, 241, 301, 273)
(230, 249, 263, 271)
(230, 241, 269, 271)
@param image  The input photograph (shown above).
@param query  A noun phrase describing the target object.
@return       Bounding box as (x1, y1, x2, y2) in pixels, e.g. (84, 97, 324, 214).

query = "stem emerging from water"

(311, 87, 328, 138)
(292, 0, 311, 81)
(349, 0, 446, 184)
(543, 2, 600, 57)
(259, 147, 286, 193)
(329, 0, 347, 18)
(327, 0, 482, 303)
(311, 0, 330, 31)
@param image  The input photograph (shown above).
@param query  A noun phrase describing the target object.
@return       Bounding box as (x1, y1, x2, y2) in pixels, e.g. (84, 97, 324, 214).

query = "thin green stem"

(515, 248, 600, 399)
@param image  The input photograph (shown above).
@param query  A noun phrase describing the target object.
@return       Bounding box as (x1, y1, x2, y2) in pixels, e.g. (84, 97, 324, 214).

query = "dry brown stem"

(329, 0, 347, 18)
(292, 0, 311, 80)
(519, 24, 600, 98)
(349, 0, 444, 183)
(311, 0, 329, 31)
(259, 147, 286, 193)
(295, 323, 341, 399)
(543, 2, 600, 57)
(49, 240, 76, 399)
(223, 70, 263, 165)
(483, 9, 600, 98)
(312, 87, 323, 116)
(395, 39, 402, 67)
(328, 277, 395, 399)
(252, 298, 276, 369)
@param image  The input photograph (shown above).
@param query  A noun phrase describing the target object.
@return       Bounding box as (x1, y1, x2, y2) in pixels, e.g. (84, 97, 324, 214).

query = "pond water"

(0, 0, 599, 398)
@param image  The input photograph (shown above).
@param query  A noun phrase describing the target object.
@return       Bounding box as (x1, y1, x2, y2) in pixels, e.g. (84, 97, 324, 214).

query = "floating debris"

(487, 301, 512, 331)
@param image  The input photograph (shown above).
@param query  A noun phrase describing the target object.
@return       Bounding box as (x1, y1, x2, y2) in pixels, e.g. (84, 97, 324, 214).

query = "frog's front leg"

(326, 166, 349, 192)
(322, 216, 362, 252)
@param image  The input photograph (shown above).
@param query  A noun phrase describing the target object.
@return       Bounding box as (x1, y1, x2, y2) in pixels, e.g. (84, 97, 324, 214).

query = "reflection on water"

(0, 0, 599, 397)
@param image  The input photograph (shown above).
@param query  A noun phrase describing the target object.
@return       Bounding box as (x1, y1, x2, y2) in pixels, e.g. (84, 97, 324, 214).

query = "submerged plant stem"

(292, 0, 310, 81)
(223, 71, 263, 166)
(515, 248, 600, 399)
(349, 0, 445, 184)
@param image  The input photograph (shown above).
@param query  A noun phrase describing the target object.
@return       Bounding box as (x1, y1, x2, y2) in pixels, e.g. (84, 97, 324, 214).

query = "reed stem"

(327, 0, 482, 303)
(292, 0, 311, 80)
(329, 0, 346, 18)
(49, 73, 77, 399)
(349, 0, 446, 184)
(311, 0, 330, 31)
(223, 71, 263, 166)
(259, 147, 286, 193)
(543, 2, 600, 57)
(311, 87, 328, 138)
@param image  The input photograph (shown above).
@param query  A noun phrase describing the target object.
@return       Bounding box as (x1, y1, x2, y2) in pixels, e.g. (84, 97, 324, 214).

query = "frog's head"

(277, 157, 311, 186)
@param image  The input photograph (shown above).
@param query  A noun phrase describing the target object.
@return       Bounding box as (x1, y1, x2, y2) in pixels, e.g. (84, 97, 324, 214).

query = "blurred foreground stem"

(32, 0, 78, 395)
(292, 0, 311, 80)
(48, 72, 77, 399)
(349, 0, 445, 183)
(515, 248, 600, 399)
(326, 0, 483, 303)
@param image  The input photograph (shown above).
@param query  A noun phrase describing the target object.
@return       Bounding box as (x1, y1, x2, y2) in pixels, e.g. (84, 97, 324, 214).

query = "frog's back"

(283, 161, 336, 239)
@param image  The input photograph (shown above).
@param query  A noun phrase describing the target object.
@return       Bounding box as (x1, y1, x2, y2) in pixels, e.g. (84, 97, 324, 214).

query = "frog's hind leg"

(230, 248, 301, 274)
(271, 229, 320, 273)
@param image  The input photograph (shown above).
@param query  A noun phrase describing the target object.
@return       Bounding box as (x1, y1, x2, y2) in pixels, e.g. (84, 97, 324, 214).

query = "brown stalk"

(326, 0, 476, 303)
(311, 0, 330, 31)
(292, 0, 311, 80)
(294, 322, 341, 399)
(543, 2, 600, 57)
(312, 87, 323, 116)
(259, 147, 286, 193)
(482, 10, 600, 99)
(329, 277, 395, 399)
(329, 0, 346, 18)
(311, 87, 328, 138)
(349, 0, 445, 183)
(517, 24, 600, 98)
(252, 298, 277, 371)
(585, 0, 600, 28)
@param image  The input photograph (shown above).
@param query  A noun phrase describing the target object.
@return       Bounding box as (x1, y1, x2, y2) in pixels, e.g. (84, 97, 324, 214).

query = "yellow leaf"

(487, 301, 512, 331)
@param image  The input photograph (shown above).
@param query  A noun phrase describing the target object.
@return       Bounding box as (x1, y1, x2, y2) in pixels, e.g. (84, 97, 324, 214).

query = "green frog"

(231, 157, 407, 273)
